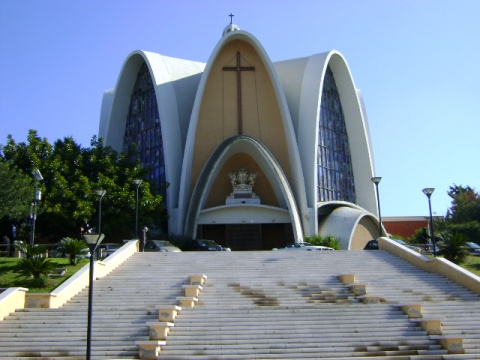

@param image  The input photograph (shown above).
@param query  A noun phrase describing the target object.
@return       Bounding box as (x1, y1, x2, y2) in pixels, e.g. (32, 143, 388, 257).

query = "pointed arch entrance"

(184, 135, 303, 250)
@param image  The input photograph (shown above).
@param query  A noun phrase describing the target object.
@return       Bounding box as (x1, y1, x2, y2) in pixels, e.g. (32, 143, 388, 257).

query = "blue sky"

(1, 0, 479, 217)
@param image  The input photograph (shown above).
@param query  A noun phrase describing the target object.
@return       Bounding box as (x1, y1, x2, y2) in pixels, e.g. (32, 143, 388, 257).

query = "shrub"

(437, 231, 470, 264)
(303, 234, 340, 250)
(14, 246, 57, 288)
(13, 242, 47, 259)
(60, 237, 89, 265)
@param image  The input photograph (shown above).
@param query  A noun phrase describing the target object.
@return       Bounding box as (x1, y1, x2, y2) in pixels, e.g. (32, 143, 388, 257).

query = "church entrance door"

(226, 224, 261, 251)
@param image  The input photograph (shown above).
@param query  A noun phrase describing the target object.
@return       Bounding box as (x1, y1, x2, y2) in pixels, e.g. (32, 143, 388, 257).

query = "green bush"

(12, 243, 57, 288)
(303, 234, 340, 250)
(60, 237, 89, 265)
(13, 242, 47, 259)
(16, 256, 57, 287)
(437, 231, 470, 264)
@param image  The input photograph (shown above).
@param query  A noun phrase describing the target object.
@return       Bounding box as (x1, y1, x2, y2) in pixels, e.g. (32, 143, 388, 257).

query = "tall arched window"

(317, 66, 355, 203)
(123, 63, 167, 202)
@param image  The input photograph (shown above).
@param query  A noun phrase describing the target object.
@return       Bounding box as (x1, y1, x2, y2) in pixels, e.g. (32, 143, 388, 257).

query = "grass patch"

(462, 255, 480, 277)
(0, 257, 90, 293)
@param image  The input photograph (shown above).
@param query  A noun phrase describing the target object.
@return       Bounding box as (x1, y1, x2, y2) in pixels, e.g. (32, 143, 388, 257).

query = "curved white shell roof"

(99, 26, 380, 248)
(100, 51, 205, 225)
(274, 50, 377, 219)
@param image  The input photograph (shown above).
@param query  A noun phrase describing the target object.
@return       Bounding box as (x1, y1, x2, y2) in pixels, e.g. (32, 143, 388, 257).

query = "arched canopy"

(184, 135, 303, 242)
(317, 201, 380, 250)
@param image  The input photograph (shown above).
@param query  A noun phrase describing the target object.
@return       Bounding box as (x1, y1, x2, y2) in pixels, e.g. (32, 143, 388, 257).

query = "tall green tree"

(446, 185, 480, 223)
(0, 162, 33, 219)
(77, 136, 166, 241)
(442, 185, 480, 242)
(1, 131, 166, 243)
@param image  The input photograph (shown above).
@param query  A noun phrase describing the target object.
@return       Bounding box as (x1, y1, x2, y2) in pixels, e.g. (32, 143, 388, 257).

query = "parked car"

(96, 243, 121, 258)
(464, 242, 480, 256)
(48, 244, 66, 258)
(183, 239, 231, 251)
(392, 239, 424, 254)
(49, 244, 90, 259)
(277, 242, 334, 251)
(144, 240, 182, 252)
(364, 239, 379, 250)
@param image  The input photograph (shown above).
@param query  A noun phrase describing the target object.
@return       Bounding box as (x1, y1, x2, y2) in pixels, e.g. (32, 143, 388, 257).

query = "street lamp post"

(371, 177, 382, 237)
(142, 226, 149, 253)
(31, 169, 43, 244)
(94, 190, 106, 234)
(133, 180, 142, 239)
(422, 188, 436, 257)
(82, 233, 105, 360)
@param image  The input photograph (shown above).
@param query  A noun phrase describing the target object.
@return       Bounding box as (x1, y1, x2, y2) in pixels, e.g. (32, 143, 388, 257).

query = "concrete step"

(0, 350, 138, 359)
(1, 250, 480, 359)
(157, 347, 443, 358)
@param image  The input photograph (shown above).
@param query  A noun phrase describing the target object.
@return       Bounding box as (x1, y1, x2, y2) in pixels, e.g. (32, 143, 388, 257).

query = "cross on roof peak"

(229, 13, 234, 24)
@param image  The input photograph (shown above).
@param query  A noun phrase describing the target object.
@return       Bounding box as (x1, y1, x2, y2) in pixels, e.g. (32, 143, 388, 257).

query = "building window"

(123, 63, 167, 202)
(317, 66, 355, 203)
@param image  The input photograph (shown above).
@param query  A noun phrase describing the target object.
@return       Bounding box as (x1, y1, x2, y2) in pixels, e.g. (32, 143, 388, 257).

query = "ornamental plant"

(303, 234, 340, 250)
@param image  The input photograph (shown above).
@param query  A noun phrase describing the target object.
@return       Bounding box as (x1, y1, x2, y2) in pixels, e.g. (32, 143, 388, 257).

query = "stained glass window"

(317, 66, 355, 203)
(123, 63, 167, 202)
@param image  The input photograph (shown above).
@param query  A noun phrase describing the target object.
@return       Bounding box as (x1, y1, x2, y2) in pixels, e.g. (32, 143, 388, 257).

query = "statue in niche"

(227, 168, 260, 204)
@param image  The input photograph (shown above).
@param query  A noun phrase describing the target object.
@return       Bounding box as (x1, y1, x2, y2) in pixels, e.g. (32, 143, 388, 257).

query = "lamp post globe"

(30, 169, 43, 244)
(94, 190, 106, 234)
(371, 177, 383, 237)
(133, 180, 142, 239)
(82, 233, 105, 360)
(422, 188, 436, 256)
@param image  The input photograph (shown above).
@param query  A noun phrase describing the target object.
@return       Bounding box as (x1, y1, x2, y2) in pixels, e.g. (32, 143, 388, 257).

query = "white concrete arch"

(275, 51, 377, 234)
(183, 135, 303, 243)
(100, 51, 204, 228)
(318, 204, 379, 250)
(178, 30, 309, 237)
(326, 53, 377, 215)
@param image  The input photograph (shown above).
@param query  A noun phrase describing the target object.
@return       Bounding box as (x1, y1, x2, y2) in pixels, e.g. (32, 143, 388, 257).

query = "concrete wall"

(0, 287, 28, 320)
(5, 240, 140, 311)
(379, 237, 480, 294)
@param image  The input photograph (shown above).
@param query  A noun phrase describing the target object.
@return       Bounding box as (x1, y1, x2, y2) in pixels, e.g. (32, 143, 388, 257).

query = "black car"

(144, 240, 182, 252)
(183, 239, 231, 251)
(364, 239, 379, 250)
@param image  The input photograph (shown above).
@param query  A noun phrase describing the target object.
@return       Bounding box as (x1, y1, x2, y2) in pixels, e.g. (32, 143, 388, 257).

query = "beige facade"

(193, 40, 291, 192)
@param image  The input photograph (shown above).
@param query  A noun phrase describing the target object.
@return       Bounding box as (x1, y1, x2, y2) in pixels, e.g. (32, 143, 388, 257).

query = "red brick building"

(382, 216, 428, 238)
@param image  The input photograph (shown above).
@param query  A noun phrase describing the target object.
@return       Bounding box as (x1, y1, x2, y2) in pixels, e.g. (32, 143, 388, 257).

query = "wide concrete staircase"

(1, 250, 480, 359)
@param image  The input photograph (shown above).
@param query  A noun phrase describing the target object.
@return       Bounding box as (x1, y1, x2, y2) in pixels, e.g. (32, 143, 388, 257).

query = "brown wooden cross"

(223, 52, 255, 134)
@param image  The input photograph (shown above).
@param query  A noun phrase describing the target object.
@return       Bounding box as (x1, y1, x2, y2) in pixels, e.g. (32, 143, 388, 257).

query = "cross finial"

(229, 13, 234, 24)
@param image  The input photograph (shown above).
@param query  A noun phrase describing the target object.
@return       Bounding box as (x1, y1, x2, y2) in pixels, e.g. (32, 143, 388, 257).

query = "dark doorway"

(226, 224, 261, 250)
(198, 224, 226, 247)
(262, 223, 292, 250)
(197, 223, 294, 251)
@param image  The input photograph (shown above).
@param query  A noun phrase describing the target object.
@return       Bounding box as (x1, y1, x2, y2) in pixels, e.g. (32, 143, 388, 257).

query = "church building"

(99, 21, 383, 251)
